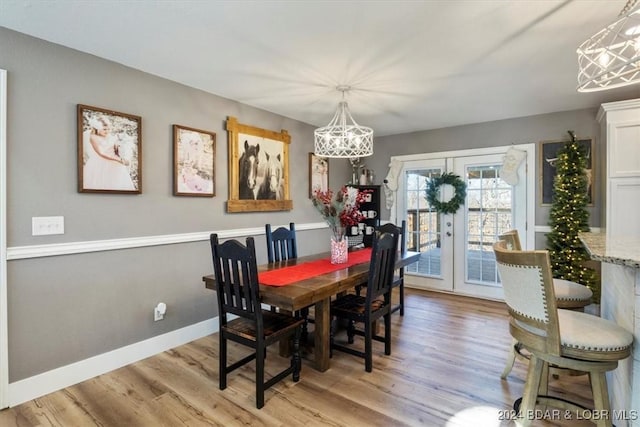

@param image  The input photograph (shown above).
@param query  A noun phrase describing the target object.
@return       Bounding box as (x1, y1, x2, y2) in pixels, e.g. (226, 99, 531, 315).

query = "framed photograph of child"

(173, 124, 216, 197)
(77, 104, 142, 194)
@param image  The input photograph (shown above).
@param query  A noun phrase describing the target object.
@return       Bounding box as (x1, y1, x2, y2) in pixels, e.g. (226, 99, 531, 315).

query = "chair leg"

(364, 321, 373, 372)
(590, 372, 613, 427)
(399, 282, 404, 316)
(300, 307, 309, 343)
(219, 335, 227, 390)
(501, 338, 518, 379)
(347, 320, 355, 344)
(292, 327, 301, 382)
(518, 354, 544, 427)
(538, 362, 549, 396)
(329, 317, 334, 358)
(256, 342, 265, 409)
(384, 313, 391, 355)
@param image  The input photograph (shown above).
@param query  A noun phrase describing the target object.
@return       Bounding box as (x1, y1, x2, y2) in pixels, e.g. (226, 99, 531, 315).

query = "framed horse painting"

(226, 116, 293, 212)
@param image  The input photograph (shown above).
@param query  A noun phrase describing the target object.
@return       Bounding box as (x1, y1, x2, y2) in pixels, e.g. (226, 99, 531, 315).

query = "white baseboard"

(8, 317, 219, 407)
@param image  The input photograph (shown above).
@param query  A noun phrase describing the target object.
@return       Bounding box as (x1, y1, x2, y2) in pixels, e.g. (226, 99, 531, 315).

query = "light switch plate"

(32, 216, 64, 236)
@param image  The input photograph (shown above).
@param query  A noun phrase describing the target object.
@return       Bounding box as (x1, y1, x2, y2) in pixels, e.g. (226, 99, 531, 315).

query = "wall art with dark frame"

(540, 137, 594, 205)
(226, 116, 292, 212)
(308, 152, 329, 198)
(77, 104, 142, 194)
(173, 124, 216, 197)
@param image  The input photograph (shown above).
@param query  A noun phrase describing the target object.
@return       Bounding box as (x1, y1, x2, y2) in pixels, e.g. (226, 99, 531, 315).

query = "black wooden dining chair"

(210, 234, 303, 409)
(265, 222, 295, 316)
(265, 222, 297, 262)
(264, 223, 312, 341)
(330, 226, 400, 372)
(356, 221, 406, 315)
(378, 221, 406, 315)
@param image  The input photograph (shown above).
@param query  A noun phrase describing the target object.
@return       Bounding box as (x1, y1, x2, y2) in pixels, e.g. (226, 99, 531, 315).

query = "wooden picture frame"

(173, 124, 216, 197)
(309, 153, 329, 198)
(77, 104, 142, 194)
(540, 137, 594, 205)
(226, 116, 292, 212)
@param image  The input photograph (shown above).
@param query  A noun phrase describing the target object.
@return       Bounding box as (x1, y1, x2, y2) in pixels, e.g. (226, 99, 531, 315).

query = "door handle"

(446, 231, 452, 237)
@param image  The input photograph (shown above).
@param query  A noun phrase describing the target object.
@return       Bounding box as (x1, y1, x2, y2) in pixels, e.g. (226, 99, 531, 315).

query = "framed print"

(173, 124, 216, 197)
(77, 104, 142, 194)
(540, 137, 594, 205)
(309, 153, 329, 198)
(226, 116, 293, 212)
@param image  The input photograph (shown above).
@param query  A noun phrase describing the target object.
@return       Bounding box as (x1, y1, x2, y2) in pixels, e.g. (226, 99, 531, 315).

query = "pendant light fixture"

(314, 85, 373, 158)
(577, 0, 640, 92)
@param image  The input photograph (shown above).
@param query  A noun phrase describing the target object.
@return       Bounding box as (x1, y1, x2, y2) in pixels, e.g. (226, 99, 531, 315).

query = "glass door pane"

(405, 168, 442, 277)
(398, 157, 453, 293)
(465, 165, 513, 286)
(453, 151, 528, 300)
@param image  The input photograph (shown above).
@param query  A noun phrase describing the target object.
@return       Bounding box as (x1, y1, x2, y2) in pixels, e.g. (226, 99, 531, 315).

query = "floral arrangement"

(311, 186, 368, 229)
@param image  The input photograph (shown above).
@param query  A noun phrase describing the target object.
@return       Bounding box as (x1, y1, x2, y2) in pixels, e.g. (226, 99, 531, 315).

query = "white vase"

(330, 226, 348, 264)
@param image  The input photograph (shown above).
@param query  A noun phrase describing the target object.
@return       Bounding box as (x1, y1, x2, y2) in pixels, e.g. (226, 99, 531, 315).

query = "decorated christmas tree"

(546, 130, 598, 301)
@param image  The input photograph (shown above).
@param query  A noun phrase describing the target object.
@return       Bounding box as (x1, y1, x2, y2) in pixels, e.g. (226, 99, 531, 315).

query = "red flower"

(311, 187, 370, 228)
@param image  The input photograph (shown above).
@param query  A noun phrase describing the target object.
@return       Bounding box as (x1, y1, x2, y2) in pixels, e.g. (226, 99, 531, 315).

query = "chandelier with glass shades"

(577, 0, 640, 92)
(314, 85, 373, 158)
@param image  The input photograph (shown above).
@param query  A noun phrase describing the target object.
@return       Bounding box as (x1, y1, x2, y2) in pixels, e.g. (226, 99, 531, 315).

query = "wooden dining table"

(203, 248, 420, 372)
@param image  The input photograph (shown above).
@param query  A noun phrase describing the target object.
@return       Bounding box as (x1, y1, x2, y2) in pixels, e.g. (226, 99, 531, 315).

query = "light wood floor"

(0, 289, 598, 426)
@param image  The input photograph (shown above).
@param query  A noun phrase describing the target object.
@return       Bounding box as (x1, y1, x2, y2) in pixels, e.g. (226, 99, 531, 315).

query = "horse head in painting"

(239, 140, 259, 199)
(257, 152, 283, 200)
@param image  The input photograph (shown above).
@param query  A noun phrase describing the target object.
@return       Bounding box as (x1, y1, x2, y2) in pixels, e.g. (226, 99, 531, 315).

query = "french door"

(395, 145, 534, 300)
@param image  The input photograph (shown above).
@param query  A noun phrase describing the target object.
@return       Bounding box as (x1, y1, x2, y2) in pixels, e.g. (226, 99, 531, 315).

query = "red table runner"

(259, 248, 372, 287)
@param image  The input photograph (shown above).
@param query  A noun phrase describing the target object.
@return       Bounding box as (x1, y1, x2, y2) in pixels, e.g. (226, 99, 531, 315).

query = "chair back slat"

(366, 228, 399, 307)
(377, 221, 405, 254)
(499, 229, 522, 251)
(493, 240, 561, 355)
(266, 223, 298, 262)
(210, 234, 261, 323)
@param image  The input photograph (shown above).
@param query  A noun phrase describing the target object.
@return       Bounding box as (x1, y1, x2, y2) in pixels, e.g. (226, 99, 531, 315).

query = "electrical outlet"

(154, 302, 166, 321)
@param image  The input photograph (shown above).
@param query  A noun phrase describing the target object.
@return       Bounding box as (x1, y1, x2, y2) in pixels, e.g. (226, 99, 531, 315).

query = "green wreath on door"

(426, 172, 467, 214)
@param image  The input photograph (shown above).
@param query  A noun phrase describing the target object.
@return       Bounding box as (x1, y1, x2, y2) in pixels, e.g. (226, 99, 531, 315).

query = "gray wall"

(2, 27, 349, 381)
(3, 28, 351, 246)
(367, 109, 605, 248)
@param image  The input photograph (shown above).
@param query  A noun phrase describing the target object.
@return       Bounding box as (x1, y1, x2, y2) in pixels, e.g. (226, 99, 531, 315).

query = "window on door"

(465, 165, 512, 286)
(405, 168, 442, 277)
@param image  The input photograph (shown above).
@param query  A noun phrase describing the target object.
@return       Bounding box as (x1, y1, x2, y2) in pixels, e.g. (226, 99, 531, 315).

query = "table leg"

(314, 297, 330, 372)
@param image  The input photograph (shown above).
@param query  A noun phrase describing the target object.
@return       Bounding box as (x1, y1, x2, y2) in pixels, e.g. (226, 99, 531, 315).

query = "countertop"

(579, 232, 640, 268)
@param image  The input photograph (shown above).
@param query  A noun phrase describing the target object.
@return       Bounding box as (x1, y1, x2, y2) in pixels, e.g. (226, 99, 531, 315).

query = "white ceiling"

(2, 0, 640, 136)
